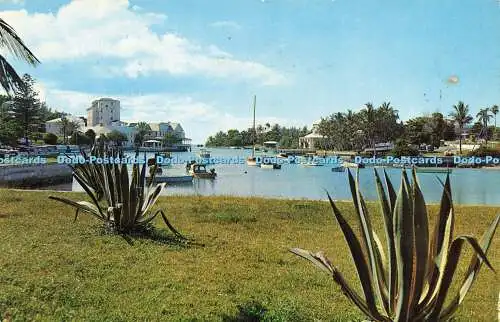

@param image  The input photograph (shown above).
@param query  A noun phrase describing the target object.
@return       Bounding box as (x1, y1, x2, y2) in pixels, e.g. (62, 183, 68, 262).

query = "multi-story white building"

(86, 98, 120, 127)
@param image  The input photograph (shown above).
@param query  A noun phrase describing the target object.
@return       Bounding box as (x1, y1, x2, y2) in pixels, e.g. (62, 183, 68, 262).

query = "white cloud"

(41, 86, 302, 143)
(1, 0, 285, 86)
(209, 20, 241, 30)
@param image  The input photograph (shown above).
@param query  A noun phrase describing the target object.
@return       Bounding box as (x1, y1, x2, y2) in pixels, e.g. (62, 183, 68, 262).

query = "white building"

(45, 115, 86, 136)
(87, 98, 120, 127)
(299, 120, 327, 149)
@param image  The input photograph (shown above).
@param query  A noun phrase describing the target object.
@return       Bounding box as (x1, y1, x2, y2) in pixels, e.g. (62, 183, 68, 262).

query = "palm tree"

(476, 108, 493, 146)
(0, 18, 40, 94)
(449, 101, 473, 154)
(491, 105, 499, 140)
(134, 121, 151, 147)
(361, 102, 378, 156)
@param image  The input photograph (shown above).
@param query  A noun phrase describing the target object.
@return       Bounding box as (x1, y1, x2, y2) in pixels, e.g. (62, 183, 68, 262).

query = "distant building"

(149, 122, 174, 139)
(45, 115, 86, 136)
(81, 98, 190, 149)
(299, 120, 327, 149)
(86, 98, 120, 127)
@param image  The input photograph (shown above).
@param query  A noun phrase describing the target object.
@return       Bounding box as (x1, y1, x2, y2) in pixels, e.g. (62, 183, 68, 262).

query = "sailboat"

(246, 95, 258, 166)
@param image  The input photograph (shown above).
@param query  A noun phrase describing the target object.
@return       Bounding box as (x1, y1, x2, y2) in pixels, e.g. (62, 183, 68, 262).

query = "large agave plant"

(291, 168, 499, 321)
(49, 147, 185, 241)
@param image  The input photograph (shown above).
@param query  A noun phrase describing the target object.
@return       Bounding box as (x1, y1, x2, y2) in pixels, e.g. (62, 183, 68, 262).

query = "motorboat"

(331, 166, 345, 172)
(188, 163, 217, 179)
(199, 148, 211, 158)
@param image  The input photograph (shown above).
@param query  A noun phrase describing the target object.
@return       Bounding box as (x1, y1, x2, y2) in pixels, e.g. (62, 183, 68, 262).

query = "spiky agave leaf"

(290, 169, 499, 322)
(50, 146, 186, 241)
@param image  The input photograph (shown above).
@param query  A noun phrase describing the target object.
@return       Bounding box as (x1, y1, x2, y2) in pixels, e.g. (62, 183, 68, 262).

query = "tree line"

(205, 101, 499, 154)
(205, 124, 309, 148)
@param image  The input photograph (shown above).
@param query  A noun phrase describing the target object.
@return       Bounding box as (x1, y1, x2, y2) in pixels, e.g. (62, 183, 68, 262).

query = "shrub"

(467, 146, 500, 158)
(49, 146, 187, 244)
(291, 168, 499, 321)
(43, 132, 58, 145)
(390, 139, 419, 157)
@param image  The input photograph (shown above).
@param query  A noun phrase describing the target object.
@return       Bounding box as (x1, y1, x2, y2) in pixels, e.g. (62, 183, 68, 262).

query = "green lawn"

(0, 190, 498, 321)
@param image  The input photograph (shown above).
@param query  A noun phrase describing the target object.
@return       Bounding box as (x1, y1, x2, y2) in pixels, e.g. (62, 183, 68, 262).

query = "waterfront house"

(299, 120, 328, 149)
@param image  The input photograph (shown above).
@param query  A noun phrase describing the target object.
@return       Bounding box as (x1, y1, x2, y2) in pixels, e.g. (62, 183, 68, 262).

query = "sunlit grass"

(0, 190, 498, 321)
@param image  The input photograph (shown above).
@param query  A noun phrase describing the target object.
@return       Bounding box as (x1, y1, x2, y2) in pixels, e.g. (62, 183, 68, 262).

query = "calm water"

(47, 148, 500, 205)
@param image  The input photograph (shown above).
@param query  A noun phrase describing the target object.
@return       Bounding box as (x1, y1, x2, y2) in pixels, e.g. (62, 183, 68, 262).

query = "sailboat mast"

(252, 95, 256, 157)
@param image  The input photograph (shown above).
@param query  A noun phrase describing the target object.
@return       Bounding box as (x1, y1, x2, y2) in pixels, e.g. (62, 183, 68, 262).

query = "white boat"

(343, 161, 365, 168)
(259, 157, 282, 169)
(199, 148, 211, 158)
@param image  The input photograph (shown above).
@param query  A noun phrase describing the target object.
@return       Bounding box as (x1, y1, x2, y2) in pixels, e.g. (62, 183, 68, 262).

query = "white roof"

(144, 139, 161, 143)
(302, 133, 325, 139)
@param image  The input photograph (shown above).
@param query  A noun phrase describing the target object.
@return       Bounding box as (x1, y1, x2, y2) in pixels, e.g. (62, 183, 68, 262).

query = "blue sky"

(1, 0, 499, 142)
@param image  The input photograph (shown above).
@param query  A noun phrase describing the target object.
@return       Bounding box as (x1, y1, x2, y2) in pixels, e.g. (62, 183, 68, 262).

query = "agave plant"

(291, 168, 499, 321)
(50, 146, 185, 241)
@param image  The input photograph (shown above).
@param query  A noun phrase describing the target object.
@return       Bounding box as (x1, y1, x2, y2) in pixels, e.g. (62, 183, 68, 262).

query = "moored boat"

(416, 167, 453, 174)
(188, 163, 217, 179)
(343, 161, 365, 168)
(331, 166, 345, 172)
(259, 157, 282, 169)
(148, 175, 194, 184)
(199, 148, 211, 158)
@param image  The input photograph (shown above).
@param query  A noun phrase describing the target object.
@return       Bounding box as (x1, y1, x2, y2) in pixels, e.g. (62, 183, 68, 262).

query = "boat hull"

(260, 163, 281, 169)
(148, 175, 193, 184)
(416, 168, 453, 174)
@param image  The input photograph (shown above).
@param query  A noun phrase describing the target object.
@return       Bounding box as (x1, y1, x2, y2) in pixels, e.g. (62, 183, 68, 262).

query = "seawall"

(0, 164, 73, 188)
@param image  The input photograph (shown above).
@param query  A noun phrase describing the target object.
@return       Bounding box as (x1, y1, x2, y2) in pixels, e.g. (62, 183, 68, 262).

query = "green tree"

(449, 101, 473, 155)
(0, 18, 40, 94)
(58, 116, 80, 144)
(70, 132, 92, 146)
(43, 132, 58, 145)
(491, 105, 499, 140)
(10, 74, 43, 143)
(476, 108, 493, 146)
(85, 129, 96, 145)
(162, 132, 182, 146)
(107, 130, 128, 146)
(134, 122, 151, 147)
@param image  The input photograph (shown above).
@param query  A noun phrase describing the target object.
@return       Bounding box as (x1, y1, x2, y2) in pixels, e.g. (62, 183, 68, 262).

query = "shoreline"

(3, 188, 499, 208)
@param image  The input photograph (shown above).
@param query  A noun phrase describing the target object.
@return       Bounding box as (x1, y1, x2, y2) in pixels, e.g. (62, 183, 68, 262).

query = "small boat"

(277, 153, 296, 164)
(331, 166, 345, 172)
(148, 175, 194, 184)
(301, 155, 325, 166)
(302, 160, 324, 166)
(343, 161, 365, 168)
(199, 148, 211, 158)
(188, 163, 217, 179)
(258, 155, 282, 169)
(246, 156, 258, 166)
(416, 167, 453, 174)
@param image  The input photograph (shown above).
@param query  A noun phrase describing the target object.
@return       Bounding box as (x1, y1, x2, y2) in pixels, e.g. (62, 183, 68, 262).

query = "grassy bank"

(0, 190, 498, 321)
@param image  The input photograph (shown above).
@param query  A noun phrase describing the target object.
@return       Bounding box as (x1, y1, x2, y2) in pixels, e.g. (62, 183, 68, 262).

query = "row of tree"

(205, 101, 499, 154)
(318, 101, 498, 154)
(0, 74, 64, 146)
(205, 124, 309, 148)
